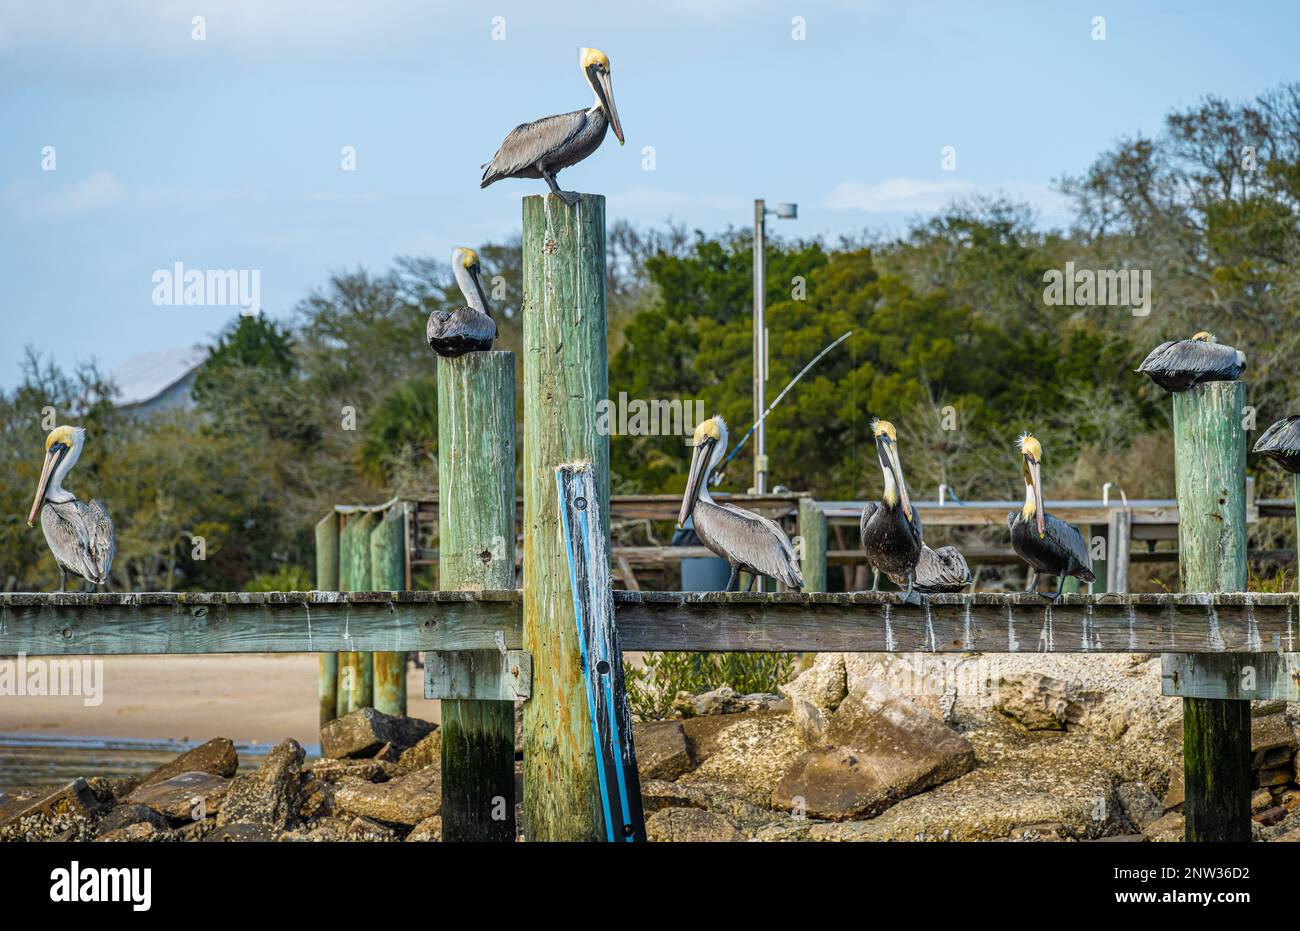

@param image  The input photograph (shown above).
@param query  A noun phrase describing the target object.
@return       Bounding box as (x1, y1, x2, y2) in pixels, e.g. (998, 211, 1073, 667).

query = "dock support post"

(521, 192, 609, 841)
(314, 512, 340, 726)
(370, 507, 408, 717)
(798, 498, 827, 593)
(437, 351, 518, 842)
(338, 511, 377, 715)
(1172, 380, 1252, 842)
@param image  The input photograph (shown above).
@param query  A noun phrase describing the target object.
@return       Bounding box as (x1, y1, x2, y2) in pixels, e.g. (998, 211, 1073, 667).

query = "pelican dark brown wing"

(1254, 415, 1300, 473)
(41, 498, 114, 586)
(1137, 338, 1245, 391)
(693, 498, 803, 589)
(1008, 509, 1094, 582)
(427, 306, 496, 357)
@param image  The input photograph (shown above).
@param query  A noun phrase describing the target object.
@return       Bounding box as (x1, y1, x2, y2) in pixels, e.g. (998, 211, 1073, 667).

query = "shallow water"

(0, 734, 322, 793)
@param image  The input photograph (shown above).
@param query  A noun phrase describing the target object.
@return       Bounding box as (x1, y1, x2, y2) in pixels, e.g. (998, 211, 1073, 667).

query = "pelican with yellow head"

(480, 47, 625, 206)
(427, 246, 497, 357)
(26, 425, 115, 591)
(859, 419, 927, 604)
(1007, 434, 1094, 601)
(677, 415, 803, 592)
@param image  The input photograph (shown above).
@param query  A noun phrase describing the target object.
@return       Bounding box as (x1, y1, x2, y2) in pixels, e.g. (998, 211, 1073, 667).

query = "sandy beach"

(0, 655, 439, 746)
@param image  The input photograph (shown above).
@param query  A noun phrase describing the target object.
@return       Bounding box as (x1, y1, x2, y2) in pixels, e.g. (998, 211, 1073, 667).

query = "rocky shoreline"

(2, 653, 1298, 842)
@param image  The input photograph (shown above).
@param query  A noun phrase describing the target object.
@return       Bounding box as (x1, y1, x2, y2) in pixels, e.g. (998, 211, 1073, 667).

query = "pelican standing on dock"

(427, 247, 496, 357)
(677, 416, 803, 592)
(1137, 331, 1245, 391)
(26, 426, 115, 592)
(480, 47, 625, 206)
(1008, 434, 1093, 601)
(859, 420, 926, 604)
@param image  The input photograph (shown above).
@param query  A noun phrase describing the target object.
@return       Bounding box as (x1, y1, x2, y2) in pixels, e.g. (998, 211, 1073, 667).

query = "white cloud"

(29, 171, 126, 217)
(824, 177, 1070, 221)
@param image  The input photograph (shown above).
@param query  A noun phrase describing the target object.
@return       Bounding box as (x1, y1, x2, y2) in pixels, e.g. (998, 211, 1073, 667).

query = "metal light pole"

(751, 198, 797, 495)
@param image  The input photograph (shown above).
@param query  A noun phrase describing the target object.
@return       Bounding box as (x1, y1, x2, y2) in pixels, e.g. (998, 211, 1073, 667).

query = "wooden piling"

(798, 498, 827, 593)
(314, 513, 340, 726)
(437, 351, 518, 843)
(338, 511, 377, 715)
(1171, 380, 1252, 842)
(521, 192, 609, 841)
(370, 508, 407, 717)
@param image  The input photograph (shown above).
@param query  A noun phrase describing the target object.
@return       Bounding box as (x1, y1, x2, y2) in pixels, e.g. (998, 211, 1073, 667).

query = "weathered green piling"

(338, 511, 377, 714)
(798, 498, 827, 593)
(438, 351, 517, 843)
(1171, 379, 1252, 842)
(522, 192, 609, 841)
(314, 512, 340, 726)
(370, 508, 407, 717)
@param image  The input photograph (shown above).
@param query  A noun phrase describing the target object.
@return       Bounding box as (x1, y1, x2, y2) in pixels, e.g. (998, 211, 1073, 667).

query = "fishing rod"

(711, 330, 854, 484)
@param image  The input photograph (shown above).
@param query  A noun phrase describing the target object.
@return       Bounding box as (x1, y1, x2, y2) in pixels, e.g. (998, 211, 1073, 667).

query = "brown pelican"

(1008, 434, 1093, 601)
(859, 420, 925, 604)
(26, 426, 115, 591)
(1254, 416, 1300, 472)
(480, 47, 625, 207)
(1138, 331, 1245, 391)
(677, 416, 803, 592)
(886, 544, 973, 594)
(427, 247, 496, 357)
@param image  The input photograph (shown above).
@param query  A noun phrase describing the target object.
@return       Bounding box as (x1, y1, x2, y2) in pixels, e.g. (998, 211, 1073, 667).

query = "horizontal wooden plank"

(1161, 652, 1300, 700)
(2, 591, 1298, 656)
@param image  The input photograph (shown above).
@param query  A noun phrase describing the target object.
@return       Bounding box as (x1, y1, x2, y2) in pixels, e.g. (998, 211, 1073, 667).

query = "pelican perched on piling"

(26, 426, 115, 592)
(859, 419, 926, 604)
(427, 247, 496, 357)
(1008, 434, 1093, 601)
(677, 416, 803, 592)
(1137, 331, 1245, 392)
(480, 47, 625, 206)
(1254, 416, 1300, 472)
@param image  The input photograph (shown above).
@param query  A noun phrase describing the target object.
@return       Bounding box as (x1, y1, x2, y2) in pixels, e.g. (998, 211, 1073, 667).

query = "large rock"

(634, 720, 696, 780)
(1143, 811, 1185, 842)
(307, 758, 395, 783)
(1251, 713, 1295, 755)
(216, 738, 304, 831)
(995, 673, 1100, 731)
(320, 708, 437, 760)
(395, 730, 442, 774)
(672, 687, 785, 718)
(95, 804, 170, 837)
(333, 767, 441, 827)
(780, 653, 847, 713)
(406, 815, 443, 842)
(1116, 782, 1164, 831)
(139, 737, 238, 787)
(646, 807, 744, 842)
(772, 681, 975, 821)
(127, 771, 229, 822)
(0, 778, 107, 838)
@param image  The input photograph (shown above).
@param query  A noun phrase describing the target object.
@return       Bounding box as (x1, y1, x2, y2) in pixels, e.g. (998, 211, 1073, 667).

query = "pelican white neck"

(46, 430, 84, 504)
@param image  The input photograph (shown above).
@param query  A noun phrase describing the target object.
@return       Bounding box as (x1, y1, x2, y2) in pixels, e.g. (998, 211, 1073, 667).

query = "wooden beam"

(6, 591, 1299, 655)
(314, 513, 340, 726)
(1162, 652, 1300, 701)
(338, 512, 377, 714)
(370, 507, 407, 716)
(437, 349, 518, 843)
(521, 192, 608, 841)
(798, 498, 828, 593)
(1172, 379, 1252, 844)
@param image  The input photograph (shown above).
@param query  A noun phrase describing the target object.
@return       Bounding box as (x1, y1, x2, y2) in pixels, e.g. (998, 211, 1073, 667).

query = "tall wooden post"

(371, 508, 408, 717)
(522, 192, 609, 841)
(1172, 380, 1252, 842)
(438, 351, 517, 842)
(338, 511, 377, 715)
(797, 498, 827, 593)
(314, 512, 340, 726)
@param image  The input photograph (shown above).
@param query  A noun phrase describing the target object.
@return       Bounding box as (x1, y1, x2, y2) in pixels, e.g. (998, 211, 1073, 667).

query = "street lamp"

(752, 198, 798, 495)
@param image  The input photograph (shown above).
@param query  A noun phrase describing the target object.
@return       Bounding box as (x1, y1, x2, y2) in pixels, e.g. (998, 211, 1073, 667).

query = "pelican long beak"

(1027, 457, 1046, 538)
(591, 67, 624, 145)
(878, 435, 913, 522)
(27, 446, 62, 527)
(678, 438, 714, 528)
(469, 263, 490, 313)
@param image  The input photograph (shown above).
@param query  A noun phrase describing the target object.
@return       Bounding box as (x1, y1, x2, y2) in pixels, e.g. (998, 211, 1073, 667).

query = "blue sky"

(1, 0, 1297, 389)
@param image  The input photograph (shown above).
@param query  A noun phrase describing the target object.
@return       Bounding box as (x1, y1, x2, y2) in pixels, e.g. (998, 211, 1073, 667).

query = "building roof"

(110, 347, 207, 407)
